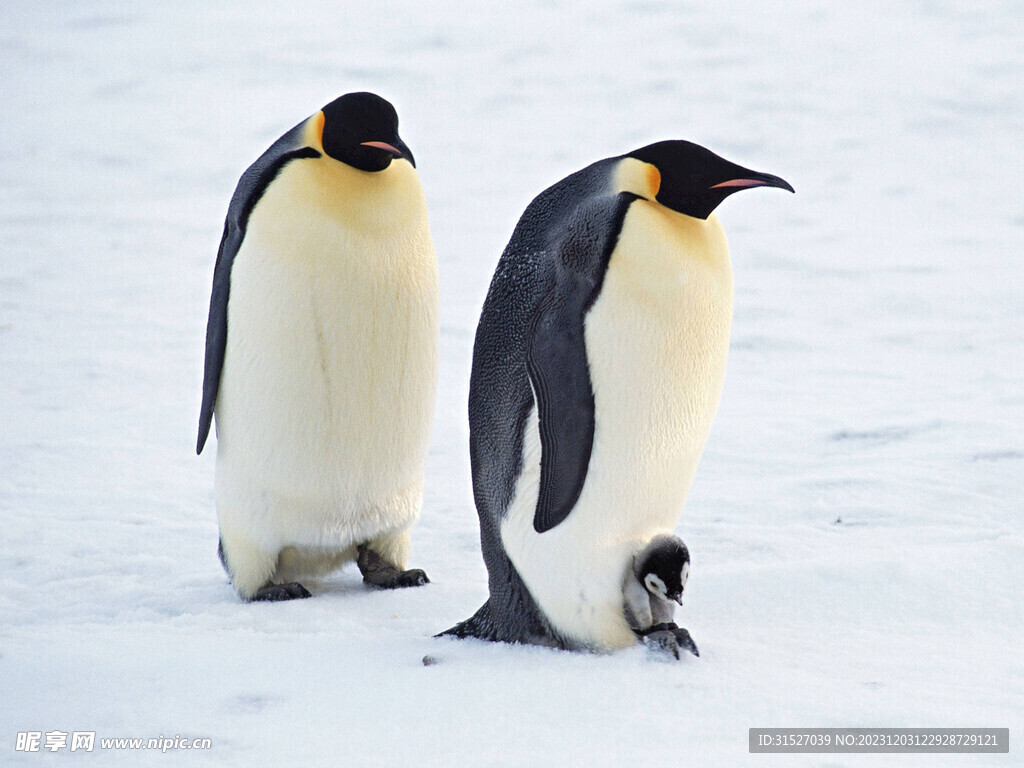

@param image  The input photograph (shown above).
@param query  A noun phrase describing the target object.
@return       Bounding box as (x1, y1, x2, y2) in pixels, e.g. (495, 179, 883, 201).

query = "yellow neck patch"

(613, 157, 661, 201)
(304, 110, 326, 153)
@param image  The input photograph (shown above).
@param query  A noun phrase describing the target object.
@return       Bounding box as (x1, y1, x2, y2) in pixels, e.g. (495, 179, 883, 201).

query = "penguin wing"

(196, 121, 321, 454)
(528, 192, 638, 532)
(623, 572, 654, 631)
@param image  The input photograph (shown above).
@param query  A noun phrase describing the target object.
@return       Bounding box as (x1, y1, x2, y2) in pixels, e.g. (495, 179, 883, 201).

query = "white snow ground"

(1, 1, 1022, 766)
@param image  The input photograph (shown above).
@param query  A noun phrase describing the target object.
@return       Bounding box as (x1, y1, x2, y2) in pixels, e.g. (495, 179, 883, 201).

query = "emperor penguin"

(197, 92, 439, 601)
(441, 141, 792, 649)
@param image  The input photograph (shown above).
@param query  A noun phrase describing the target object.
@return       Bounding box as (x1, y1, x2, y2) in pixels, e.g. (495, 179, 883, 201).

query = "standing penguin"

(442, 141, 791, 649)
(197, 92, 438, 601)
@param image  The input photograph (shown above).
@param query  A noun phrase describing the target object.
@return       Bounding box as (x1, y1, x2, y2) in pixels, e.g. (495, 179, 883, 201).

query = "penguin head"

(320, 92, 415, 172)
(626, 140, 793, 220)
(636, 536, 691, 605)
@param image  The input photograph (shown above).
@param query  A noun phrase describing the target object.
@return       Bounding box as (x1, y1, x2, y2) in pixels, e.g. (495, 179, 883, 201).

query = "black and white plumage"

(198, 93, 438, 601)
(623, 534, 690, 631)
(624, 535, 698, 659)
(442, 141, 792, 649)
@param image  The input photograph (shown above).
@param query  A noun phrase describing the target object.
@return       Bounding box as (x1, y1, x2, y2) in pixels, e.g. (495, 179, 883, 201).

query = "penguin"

(197, 92, 438, 601)
(441, 140, 792, 649)
(623, 534, 691, 631)
(623, 535, 698, 659)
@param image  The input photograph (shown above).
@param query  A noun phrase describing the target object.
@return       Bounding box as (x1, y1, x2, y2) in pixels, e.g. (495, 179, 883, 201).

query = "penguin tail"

(436, 601, 495, 641)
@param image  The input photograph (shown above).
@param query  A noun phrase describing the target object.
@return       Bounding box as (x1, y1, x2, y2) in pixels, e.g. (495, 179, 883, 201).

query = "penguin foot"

(640, 623, 699, 660)
(670, 626, 699, 658)
(251, 582, 312, 602)
(357, 544, 430, 589)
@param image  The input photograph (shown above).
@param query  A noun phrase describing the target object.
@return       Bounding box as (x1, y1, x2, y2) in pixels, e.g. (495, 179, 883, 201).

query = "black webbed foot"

(357, 544, 430, 589)
(252, 582, 312, 602)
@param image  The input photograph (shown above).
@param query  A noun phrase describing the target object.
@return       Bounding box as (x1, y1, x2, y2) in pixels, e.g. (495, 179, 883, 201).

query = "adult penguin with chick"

(198, 92, 438, 601)
(442, 140, 792, 650)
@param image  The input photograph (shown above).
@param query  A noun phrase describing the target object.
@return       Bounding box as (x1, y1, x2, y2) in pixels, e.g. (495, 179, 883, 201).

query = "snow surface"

(2, 1, 1022, 766)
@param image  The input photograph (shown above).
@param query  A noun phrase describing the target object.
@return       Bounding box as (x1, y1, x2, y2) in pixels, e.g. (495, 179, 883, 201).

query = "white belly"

(501, 203, 733, 649)
(214, 159, 439, 551)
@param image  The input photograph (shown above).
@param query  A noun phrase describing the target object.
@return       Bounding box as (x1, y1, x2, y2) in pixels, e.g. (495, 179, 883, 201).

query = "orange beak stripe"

(360, 140, 403, 156)
(710, 178, 771, 189)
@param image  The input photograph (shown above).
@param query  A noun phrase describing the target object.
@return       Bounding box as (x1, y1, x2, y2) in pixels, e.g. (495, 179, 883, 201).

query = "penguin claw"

(640, 625, 699, 660)
(390, 568, 430, 589)
(672, 627, 700, 657)
(642, 630, 681, 660)
(362, 568, 430, 589)
(251, 582, 312, 602)
(356, 544, 430, 589)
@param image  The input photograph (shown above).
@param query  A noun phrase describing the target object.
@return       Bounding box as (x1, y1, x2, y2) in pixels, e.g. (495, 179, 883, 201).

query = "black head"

(627, 140, 793, 219)
(636, 536, 691, 605)
(320, 92, 415, 172)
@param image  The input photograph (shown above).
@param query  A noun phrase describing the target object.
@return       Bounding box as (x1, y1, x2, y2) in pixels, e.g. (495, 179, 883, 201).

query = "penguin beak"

(672, 593, 684, 606)
(360, 139, 416, 168)
(710, 171, 794, 193)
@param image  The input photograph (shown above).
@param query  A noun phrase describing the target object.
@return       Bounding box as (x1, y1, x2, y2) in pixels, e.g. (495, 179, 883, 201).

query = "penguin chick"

(624, 535, 699, 659)
(198, 92, 438, 602)
(624, 535, 690, 630)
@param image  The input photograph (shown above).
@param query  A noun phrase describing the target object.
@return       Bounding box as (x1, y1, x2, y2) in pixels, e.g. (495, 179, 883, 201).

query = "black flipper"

(196, 120, 321, 454)
(529, 193, 638, 533)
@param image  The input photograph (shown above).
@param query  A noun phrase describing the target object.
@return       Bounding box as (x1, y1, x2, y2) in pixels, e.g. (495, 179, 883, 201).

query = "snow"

(1, 1, 1021, 766)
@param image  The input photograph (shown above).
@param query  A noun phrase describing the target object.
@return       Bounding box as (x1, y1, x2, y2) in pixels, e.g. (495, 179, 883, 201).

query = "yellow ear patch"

(305, 110, 326, 152)
(613, 157, 660, 200)
(645, 163, 661, 198)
